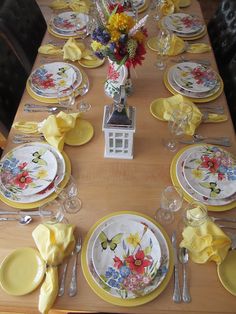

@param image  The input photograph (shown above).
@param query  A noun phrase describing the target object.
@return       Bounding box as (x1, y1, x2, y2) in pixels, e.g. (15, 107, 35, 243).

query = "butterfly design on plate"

(200, 181, 221, 198)
(98, 231, 123, 251)
(31, 149, 47, 166)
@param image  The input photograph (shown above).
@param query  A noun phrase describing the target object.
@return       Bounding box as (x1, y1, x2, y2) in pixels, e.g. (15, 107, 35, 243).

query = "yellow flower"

(108, 13, 134, 32)
(91, 40, 103, 51)
(133, 30, 145, 43)
(36, 169, 48, 179)
(191, 168, 203, 179)
(126, 232, 141, 247)
(110, 30, 121, 42)
(58, 79, 67, 87)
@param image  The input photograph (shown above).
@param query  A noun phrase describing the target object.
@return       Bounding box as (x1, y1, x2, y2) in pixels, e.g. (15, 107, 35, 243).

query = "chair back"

(208, 0, 236, 69)
(0, 0, 47, 74)
(0, 33, 28, 132)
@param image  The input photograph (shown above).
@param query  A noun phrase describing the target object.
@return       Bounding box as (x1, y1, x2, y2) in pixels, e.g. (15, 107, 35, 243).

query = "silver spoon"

(179, 247, 191, 303)
(0, 215, 32, 225)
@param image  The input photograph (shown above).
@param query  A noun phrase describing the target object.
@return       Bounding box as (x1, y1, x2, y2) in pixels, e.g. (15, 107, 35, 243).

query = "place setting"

(163, 61, 224, 102)
(161, 12, 207, 40)
(81, 211, 174, 306)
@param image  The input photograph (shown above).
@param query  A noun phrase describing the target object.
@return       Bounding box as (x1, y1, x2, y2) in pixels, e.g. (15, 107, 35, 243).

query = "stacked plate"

(27, 62, 88, 103)
(170, 144, 236, 211)
(162, 13, 206, 40)
(48, 11, 89, 38)
(81, 212, 173, 306)
(164, 62, 223, 103)
(0, 142, 70, 209)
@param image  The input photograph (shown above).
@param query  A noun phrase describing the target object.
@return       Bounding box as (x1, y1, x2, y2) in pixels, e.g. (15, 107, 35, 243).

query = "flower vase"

(104, 59, 133, 98)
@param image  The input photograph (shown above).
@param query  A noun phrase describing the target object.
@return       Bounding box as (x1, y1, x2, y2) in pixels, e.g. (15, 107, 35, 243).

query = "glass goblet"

(156, 27, 172, 70)
(57, 85, 75, 112)
(155, 185, 183, 224)
(164, 106, 193, 152)
(54, 173, 82, 214)
(39, 199, 64, 224)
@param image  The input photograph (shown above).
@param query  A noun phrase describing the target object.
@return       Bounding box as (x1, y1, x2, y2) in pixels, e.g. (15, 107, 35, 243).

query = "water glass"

(57, 85, 75, 111)
(39, 199, 64, 224)
(156, 27, 172, 70)
(164, 106, 193, 152)
(183, 201, 209, 228)
(54, 173, 82, 214)
(155, 186, 183, 224)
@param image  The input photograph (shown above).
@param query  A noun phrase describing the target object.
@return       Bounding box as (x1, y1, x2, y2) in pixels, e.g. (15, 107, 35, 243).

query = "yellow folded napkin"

(180, 208, 231, 264)
(153, 94, 202, 135)
(38, 38, 96, 62)
(50, 0, 91, 13)
(38, 44, 62, 56)
(32, 223, 75, 314)
(204, 113, 228, 123)
(167, 34, 186, 56)
(160, 0, 175, 16)
(186, 43, 211, 54)
(13, 112, 81, 151)
(62, 38, 95, 61)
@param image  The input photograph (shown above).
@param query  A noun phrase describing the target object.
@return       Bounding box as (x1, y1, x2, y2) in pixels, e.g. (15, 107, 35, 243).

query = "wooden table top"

(0, 1, 236, 313)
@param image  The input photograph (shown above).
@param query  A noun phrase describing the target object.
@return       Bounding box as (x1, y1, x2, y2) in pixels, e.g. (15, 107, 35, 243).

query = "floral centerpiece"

(91, 1, 148, 97)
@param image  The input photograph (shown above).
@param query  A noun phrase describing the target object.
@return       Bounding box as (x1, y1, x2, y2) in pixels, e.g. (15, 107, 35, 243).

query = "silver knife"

(0, 210, 52, 216)
(172, 231, 182, 303)
(211, 216, 236, 223)
(179, 139, 232, 147)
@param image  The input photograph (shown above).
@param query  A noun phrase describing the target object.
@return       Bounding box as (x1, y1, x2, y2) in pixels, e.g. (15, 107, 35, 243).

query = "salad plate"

(217, 250, 236, 296)
(163, 13, 203, 34)
(0, 144, 57, 197)
(65, 119, 94, 146)
(52, 12, 88, 33)
(172, 62, 218, 93)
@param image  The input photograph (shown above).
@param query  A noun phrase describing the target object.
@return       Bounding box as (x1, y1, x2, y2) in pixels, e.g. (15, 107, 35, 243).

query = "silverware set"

(171, 56, 211, 66)
(179, 134, 232, 147)
(58, 235, 82, 297)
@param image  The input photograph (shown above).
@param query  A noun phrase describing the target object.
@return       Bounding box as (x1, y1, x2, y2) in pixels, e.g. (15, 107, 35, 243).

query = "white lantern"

(102, 86, 136, 159)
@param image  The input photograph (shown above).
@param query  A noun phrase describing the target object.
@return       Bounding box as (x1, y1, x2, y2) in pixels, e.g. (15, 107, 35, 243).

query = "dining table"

(0, 0, 236, 313)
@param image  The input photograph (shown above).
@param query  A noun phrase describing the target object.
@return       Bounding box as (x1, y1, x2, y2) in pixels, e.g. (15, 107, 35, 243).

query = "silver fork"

(12, 134, 44, 144)
(179, 55, 211, 66)
(68, 235, 82, 297)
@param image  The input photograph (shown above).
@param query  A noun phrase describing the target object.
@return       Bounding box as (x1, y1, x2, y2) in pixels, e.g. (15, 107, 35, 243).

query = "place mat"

(170, 144, 236, 211)
(183, 145, 236, 200)
(0, 144, 57, 197)
(0, 248, 45, 296)
(0, 149, 71, 209)
(81, 211, 174, 306)
(65, 119, 94, 146)
(27, 66, 89, 103)
(0, 143, 65, 204)
(163, 13, 203, 34)
(217, 250, 236, 296)
(163, 69, 223, 103)
(172, 62, 218, 93)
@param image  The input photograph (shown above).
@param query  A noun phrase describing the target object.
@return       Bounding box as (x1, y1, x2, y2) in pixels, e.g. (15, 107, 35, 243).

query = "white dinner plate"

(163, 13, 203, 34)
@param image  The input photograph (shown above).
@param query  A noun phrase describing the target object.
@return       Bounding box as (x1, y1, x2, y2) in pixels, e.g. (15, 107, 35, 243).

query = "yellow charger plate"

(138, 0, 149, 13)
(81, 210, 174, 306)
(147, 37, 186, 55)
(0, 151, 71, 209)
(170, 144, 236, 211)
(178, 26, 207, 41)
(47, 25, 86, 39)
(65, 119, 94, 146)
(163, 70, 224, 103)
(26, 66, 88, 104)
(217, 250, 236, 296)
(0, 247, 46, 296)
(78, 57, 105, 69)
(179, 0, 191, 8)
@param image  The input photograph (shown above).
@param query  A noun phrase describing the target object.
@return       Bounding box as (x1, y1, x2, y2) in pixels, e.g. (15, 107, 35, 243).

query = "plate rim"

(217, 250, 236, 296)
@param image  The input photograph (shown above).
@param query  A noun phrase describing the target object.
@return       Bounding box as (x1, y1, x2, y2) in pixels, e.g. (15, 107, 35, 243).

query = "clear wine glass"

(54, 173, 82, 214)
(156, 27, 172, 70)
(57, 85, 75, 112)
(39, 199, 64, 224)
(164, 106, 193, 152)
(155, 185, 183, 224)
(149, 0, 164, 21)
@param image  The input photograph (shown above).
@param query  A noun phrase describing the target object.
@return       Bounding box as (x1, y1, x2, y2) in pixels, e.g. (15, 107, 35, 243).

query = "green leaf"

(144, 246, 152, 255)
(199, 182, 211, 189)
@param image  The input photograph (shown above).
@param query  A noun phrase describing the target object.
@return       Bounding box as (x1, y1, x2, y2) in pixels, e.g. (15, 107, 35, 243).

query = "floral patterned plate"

(172, 62, 218, 93)
(52, 12, 88, 33)
(167, 65, 221, 99)
(175, 145, 236, 206)
(30, 62, 78, 95)
(182, 145, 236, 200)
(29, 63, 82, 99)
(0, 145, 58, 197)
(0, 143, 65, 203)
(85, 213, 170, 301)
(163, 13, 203, 34)
(92, 220, 162, 293)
